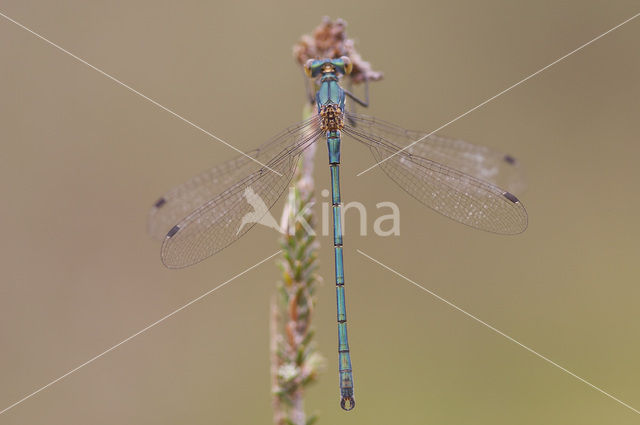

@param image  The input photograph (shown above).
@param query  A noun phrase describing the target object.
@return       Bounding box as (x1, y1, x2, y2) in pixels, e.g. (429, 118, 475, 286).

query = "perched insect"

(149, 56, 527, 411)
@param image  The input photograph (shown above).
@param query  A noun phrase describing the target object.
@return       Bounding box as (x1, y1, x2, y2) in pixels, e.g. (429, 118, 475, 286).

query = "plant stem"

(270, 126, 322, 425)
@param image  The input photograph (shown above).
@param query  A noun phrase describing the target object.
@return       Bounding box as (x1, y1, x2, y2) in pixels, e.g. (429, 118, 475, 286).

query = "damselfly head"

(304, 57, 352, 78)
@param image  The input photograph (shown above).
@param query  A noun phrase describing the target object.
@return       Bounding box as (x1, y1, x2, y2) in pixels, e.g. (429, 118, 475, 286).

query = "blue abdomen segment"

(327, 130, 355, 411)
(327, 131, 341, 164)
(338, 321, 353, 394)
(333, 206, 343, 248)
(336, 273, 346, 320)
(330, 166, 341, 204)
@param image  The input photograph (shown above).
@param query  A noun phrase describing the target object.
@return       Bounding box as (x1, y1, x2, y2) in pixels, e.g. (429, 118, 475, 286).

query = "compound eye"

(340, 56, 353, 75)
(304, 59, 314, 77)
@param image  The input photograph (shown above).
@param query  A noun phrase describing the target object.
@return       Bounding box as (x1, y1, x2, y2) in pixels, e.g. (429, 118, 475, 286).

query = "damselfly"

(148, 57, 528, 411)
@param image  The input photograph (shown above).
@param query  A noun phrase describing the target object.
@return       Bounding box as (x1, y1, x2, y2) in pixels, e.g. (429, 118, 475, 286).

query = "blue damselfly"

(148, 57, 527, 410)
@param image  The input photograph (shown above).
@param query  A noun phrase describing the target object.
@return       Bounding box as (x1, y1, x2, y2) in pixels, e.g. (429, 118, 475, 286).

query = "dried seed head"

(293, 17, 383, 84)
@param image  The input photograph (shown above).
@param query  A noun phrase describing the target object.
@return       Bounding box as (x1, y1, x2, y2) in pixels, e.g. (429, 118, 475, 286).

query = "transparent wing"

(148, 116, 320, 240)
(151, 118, 322, 268)
(346, 113, 525, 194)
(343, 119, 527, 234)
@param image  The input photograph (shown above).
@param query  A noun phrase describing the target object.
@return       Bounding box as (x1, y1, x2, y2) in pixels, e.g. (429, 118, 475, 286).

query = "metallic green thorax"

(310, 59, 347, 113)
(316, 75, 346, 111)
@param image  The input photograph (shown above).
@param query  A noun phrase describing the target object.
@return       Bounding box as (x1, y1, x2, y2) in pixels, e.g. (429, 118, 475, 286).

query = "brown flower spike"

(293, 17, 383, 85)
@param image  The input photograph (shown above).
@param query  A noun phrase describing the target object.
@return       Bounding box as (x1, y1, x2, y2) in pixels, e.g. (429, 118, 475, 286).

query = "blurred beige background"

(1, 1, 639, 424)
